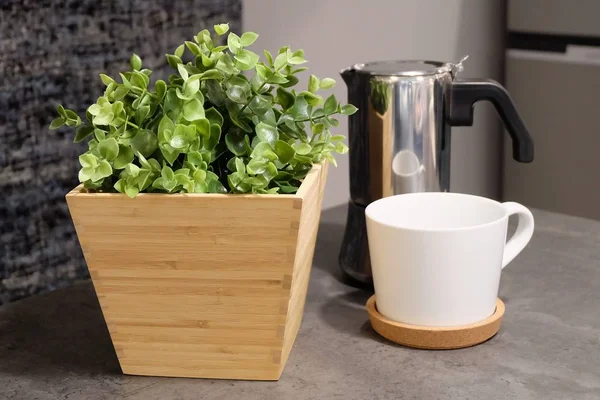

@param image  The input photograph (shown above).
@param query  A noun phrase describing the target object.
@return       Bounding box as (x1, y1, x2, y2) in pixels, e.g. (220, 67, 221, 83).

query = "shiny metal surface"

(341, 61, 455, 206)
(339, 58, 533, 286)
(351, 60, 452, 77)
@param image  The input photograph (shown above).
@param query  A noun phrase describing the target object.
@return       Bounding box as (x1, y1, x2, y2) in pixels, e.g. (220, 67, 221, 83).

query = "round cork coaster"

(366, 296, 505, 350)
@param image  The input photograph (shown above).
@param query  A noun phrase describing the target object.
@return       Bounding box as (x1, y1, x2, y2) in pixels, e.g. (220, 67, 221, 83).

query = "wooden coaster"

(366, 296, 505, 350)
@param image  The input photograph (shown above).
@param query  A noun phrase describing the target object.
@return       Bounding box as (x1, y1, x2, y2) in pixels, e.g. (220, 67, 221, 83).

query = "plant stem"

(127, 121, 140, 129)
(295, 111, 336, 123)
(239, 82, 267, 113)
(239, 65, 283, 114)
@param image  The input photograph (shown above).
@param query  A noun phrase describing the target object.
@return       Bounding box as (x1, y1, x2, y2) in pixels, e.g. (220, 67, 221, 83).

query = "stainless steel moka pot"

(338, 58, 534, 286)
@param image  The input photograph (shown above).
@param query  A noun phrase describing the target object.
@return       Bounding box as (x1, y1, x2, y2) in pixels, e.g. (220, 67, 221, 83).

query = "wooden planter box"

(66, 163, 327, 380)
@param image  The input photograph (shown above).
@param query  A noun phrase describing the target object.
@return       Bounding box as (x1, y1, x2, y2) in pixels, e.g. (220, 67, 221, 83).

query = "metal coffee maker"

(338, 58, 534, 286)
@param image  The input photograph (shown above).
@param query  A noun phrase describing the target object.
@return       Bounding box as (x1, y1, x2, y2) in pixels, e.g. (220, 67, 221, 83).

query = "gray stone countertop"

(1, 206, 599, 400)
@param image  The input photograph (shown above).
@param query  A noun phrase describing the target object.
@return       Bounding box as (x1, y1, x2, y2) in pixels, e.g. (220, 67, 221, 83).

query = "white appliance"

(503, 0, 600, 220)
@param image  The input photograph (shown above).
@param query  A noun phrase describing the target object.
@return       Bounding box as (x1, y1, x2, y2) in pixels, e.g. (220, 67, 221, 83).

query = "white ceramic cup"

(365, 192, 534, 327)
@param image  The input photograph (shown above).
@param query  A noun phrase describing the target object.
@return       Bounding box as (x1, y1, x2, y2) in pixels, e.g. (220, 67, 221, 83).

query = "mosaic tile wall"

(0, 0, 242, 304)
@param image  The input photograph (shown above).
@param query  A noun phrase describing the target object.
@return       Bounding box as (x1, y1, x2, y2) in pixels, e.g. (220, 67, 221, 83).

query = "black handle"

(448, 79, 534, 163)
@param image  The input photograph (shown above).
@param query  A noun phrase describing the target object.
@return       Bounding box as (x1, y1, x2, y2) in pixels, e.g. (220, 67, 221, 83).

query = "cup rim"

(365, 192, 507, 232)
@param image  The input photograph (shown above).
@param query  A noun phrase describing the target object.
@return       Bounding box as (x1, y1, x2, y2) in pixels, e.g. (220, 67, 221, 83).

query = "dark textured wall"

(0, 0, 242, 304)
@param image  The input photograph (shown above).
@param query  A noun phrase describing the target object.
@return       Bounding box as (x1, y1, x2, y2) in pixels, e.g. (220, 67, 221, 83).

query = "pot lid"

(352, 58, 467, 77)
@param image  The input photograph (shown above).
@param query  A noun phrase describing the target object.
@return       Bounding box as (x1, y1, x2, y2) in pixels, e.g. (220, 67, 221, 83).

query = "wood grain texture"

(66, 164, 326, 380)
(367, 295, 505, 350)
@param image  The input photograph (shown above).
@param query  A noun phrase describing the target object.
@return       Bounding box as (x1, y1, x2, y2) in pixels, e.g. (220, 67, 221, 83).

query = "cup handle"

(501, 202, 535, 269)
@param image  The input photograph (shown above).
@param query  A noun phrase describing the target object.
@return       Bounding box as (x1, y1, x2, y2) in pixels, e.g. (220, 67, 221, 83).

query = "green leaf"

(98, 138, 119, 160)
(235, 157, 246, 174)
(174, 44, 185, 58)
(119, 73, 131, 88)
(155, 80, 167, 100)
(161, 165, 175, 181)
(164, 89, 182, 120)
(227, 104, 252, 132)
(264, 50, 274, 65)
(99, 74, 115, 86)
(268, 71, 288, 85)
(125, 163, 140, 178)
(279, 74, 298, 88)
(49, 117, 65, 130)
(320, 78, 336, 89)
(198, 69, 223, 80)
(114, 179, 125, 193)
(225, 129, 247, 156)
(185, 41, 202, 56)
(205, 107, 224, 127)
(73, 125, 93, 142)
(94, 128, 106, 142)
(291, 67, 308, 74)
(234, 49, 260, 70)
(130, 129, 158, 158)
(341, 104, 358, 115)
(295, 142, 312, 155)
(193, 118, 210, 139)
(300, 91, 322, 107)
(276, 87, 295, 110)
(183, 79, 200, 98)
(183, 98, 205, 121)
(125, 185, 139, 199)
(324, 94, 337, 114)
(290, 96, 310, 120)
(130, 53, 142, 71)
(288, 56, 306, 65)
(93, 110, 114, 126)
(57, 104, 66, 118)
(227, 33, 242, 54)
(216, 53, 236, 75)
(177, 63, 189, 81)
(214, 23, 229, 35)
(79, 153, 98, 168)
(251, 142, 272, 158)
(193, 169, 207, 183)
(205, 124, 221, 150)
(241, 32, 259, 46)
(308, 75, 319, 93)
(93, 160, 113, 181)
(335, 141, 349, 154)
(247, 158, 268, 174)
(205, 80, 226, 106)
(311, 122, 325, 134)
(274, 140, 295, 164)
(113, 145, 134, 169)
(263, 162, 278, 181)
(158, 115, 175, 137)
(274, 53, 287, 70)
(256, 122, 279, 146)
(166, 54, 182, 68)
(244, 177, 265, 187)
(248, 94, 272, 115)
(170, 124, 194, 149)
(78, 167, 94, 182)
(187, 151, 204, 166)
(278, 185, 298, 194)
(161, 144, 180, 166)
(225, 76, 251, 103)
(135, 105, 150, 125)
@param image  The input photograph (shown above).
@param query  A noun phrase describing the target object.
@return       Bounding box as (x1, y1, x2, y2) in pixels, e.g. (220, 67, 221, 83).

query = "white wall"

(244, 0, 505, 209)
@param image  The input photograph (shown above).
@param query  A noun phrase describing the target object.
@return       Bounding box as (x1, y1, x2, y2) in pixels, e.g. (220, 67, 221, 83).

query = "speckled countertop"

(1, 206, 599, 399)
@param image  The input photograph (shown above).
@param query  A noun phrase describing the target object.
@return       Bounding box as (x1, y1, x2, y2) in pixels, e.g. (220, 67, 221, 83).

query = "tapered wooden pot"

(66, 163, 328, 380)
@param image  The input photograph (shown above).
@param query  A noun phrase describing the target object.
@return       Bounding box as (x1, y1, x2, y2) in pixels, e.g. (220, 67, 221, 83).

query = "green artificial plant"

(50, 23, 357, 198)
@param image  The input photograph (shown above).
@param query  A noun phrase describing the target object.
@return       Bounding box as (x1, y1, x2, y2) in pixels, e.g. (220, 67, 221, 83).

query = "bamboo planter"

(66, 163, 328, 380)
